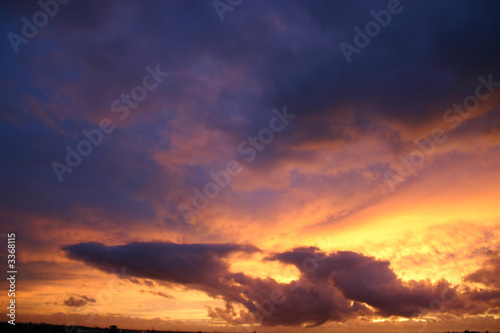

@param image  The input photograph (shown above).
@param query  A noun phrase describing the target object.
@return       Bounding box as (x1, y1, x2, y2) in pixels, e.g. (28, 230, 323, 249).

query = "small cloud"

(140, 289, 174, 299)
(144, 279, 155, 288)
(129, 277, 156, 287)
(63, 295, 96, 307)
(129, 278, 141, 285)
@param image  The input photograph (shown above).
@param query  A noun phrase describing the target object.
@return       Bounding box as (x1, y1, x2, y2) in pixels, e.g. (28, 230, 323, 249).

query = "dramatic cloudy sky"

(1, 0, 500, 332)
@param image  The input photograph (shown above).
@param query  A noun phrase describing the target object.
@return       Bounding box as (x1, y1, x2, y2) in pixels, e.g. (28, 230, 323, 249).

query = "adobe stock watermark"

(384, 73, 500, 191)
(339, 0, 409, 64)
(7, 0, 71, 54)
(51, 64, 169, 183)
(178, 106, 296, 224)
(213, 0, 243, 22)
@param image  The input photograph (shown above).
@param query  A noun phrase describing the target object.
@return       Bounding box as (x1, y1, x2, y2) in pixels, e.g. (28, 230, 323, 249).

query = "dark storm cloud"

(221, 271, 370, 327)
(63, 241, 259, 289)
(10, 1, 500, 131)
(266, 247, 455, 317)
(1, 0, 500, 231)
(146, 0, 500, 137)
(65, 241, 498, 327)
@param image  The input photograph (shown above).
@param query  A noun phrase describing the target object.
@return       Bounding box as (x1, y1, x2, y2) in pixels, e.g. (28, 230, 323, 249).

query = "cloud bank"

(63, 241, 500, 327)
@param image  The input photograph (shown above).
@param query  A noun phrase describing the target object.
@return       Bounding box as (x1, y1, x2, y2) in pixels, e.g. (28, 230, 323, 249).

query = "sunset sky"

(1, 0, 500, 332)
